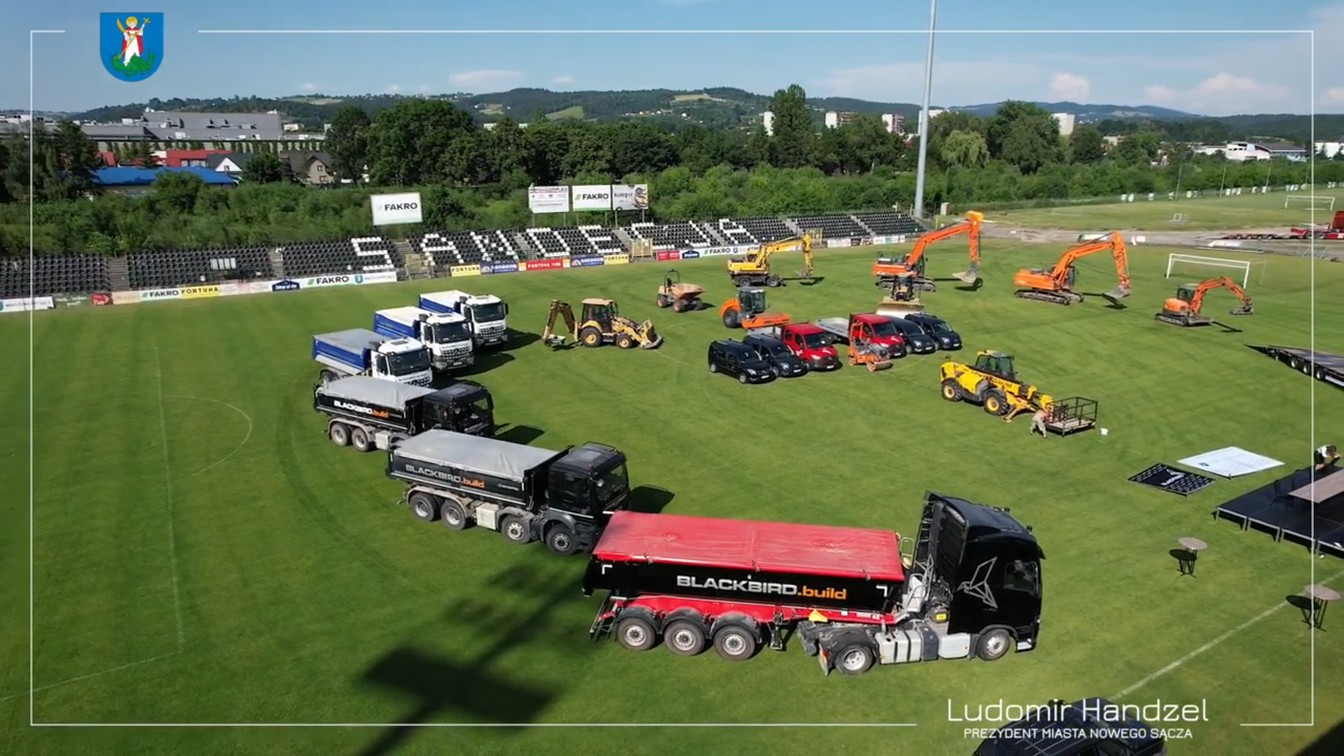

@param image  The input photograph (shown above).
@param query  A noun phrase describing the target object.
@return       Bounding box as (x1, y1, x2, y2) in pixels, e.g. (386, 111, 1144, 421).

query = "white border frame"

(24, 25, 1324, 733)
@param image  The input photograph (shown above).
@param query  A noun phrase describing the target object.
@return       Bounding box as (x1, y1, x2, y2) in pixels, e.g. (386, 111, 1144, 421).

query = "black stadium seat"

(729, 217, 797, 244)
(277, 237, 402, 279)
(127, 246, 274, 290)
(790, 214, 870, 239)
(852, 211, 926, 237)
(0, 254, 112, 298)
(627, 221, 712, 250)
(409, 230, 521, 274)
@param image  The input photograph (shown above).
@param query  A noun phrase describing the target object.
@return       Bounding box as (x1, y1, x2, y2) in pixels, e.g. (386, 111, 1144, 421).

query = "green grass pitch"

(2, 243, 1342, 754)
(985, 186, 1344, 231)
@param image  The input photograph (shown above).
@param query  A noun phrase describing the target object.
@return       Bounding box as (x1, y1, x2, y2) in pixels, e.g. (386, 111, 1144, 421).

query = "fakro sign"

(572, 185, 613, 211)
(370, 192, 424, 226)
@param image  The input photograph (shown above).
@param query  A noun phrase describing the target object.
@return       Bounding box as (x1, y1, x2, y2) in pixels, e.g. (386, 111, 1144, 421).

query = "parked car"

(708, 339, 777, 384)
(741, 332, 808, 377)
(903, 312, 963, 350)
(880, 316, 938, 354)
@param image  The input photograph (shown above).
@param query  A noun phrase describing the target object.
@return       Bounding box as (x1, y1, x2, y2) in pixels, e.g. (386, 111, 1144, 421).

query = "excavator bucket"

(876, 297, 925, 317)
(1102, 285, 1131, 304)
(638, 322, 663, 349)
(953, 262, 980, 285)
(1230, 304, 1254, 316)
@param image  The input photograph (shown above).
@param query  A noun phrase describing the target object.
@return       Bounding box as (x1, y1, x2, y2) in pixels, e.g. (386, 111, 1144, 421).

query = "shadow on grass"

(496, 424, 545, 446)
(356, 561, 588, 753)
(1210, 320, 1245, 333)
(627, 485, 675, 514)
(1297, 716, 1344, 754)
(1286, 594, 1317, 626)
(1168, 548, 1197, 576)
(496, 331, 541, 353)
(460, 350, 516, 376)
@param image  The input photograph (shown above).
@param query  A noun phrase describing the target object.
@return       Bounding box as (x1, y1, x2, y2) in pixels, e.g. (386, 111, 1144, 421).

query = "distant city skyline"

(5, 0, 1339, 116)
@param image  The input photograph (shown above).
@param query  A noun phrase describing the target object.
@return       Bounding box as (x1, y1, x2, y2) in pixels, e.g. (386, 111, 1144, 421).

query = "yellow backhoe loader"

(542, 298, 663, 350)
(726, 233, 817, 287)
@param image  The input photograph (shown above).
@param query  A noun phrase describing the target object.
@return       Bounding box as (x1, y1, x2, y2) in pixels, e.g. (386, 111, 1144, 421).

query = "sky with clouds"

(4, 0, 1339, 116)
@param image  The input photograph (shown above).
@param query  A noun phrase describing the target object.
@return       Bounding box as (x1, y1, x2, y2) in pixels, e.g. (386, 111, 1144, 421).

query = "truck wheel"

(500, 515, 532, 545)
(329, 423, 350, 446)
(940, 379, 963, 402)
(713, 624, 758, 662)
(579, 327, 603, 348)
(722, 310, 739, 329)
(672, 298, 686, 313)
(976, 628, 1013, 661)
(615, 334, 634, 349)
(835, 642, 876, 675)
(440, 500, 469, 531)
(738, 373, 749, 384)
(982, 390, 1009, 416)
(544, 524, 578, 555)
(656, 294, 671, 308)
(408, 492, 439, 523)
(350, 427, 373, 453)
(615, 614, 658, 652)
(663, 620, 707, 657)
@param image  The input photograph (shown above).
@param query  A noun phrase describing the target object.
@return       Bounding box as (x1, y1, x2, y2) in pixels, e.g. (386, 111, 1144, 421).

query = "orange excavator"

(720, 287, 790, 329)
(872, 210, 983, 291)
(1013, 231, 1132, 306)
(1155, 276, 1254, 327)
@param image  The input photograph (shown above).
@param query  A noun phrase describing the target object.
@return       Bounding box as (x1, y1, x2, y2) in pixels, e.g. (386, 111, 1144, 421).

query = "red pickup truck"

(813, 314, 908, 358)
(750, 322, 841, 371)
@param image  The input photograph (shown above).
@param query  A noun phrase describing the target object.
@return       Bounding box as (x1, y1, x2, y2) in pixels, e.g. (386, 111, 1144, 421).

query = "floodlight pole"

(912, 0, 938, 220)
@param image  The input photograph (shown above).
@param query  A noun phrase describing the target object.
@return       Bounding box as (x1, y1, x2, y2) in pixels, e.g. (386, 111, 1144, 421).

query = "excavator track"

(1015, 290, 1082, 306)
(1154, 312, 1210, 327)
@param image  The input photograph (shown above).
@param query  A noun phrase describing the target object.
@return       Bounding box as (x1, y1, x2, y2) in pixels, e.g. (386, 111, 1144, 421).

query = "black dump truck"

(314, 375, 494, 453)
(386, 429, 630, 555)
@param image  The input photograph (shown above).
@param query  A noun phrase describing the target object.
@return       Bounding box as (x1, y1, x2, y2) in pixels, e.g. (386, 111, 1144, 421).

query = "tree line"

(2, 86, 1339, 256)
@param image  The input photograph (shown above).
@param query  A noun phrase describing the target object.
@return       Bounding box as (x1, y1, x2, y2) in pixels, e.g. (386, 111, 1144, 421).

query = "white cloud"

(1322, 87, 1344, 105)
(551, 76, 575, 86)
(388, 84, 402, 93)
(300, 83, 318, 93)
(1048, 73, 1090, 101)
(814, 61, 1049, 104)
(1144, 73, 1293, 114)
(448, 69, 524, 92)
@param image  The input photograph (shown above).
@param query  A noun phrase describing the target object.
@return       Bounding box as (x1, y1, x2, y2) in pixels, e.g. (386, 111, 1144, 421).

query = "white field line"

(166, 393, 254, 475)
(153, 347, 186, 651)
(0, 652, 181, 704)
(1114, 568, 1344, 701)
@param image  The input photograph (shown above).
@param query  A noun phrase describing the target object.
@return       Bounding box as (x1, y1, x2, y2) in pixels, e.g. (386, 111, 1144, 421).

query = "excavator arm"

(730, 234, 816, 285)
(1188, 276, 1254, 315)
(1045, 231, 1131, 301)
(542, 300, 577, 347)
(874, 211, 982, 286)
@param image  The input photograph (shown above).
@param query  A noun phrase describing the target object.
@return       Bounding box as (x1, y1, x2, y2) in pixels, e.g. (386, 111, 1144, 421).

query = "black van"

(741, 333, 808, 377)
(707, 339, 776, 384)
(903, 312, 962, 350)
(880, 316, 938, 354)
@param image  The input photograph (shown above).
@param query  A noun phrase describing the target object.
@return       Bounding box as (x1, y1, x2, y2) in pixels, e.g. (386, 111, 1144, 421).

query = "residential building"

(881, 113, 904, 134)
(1052, 113, 1076, 136)
(206, 152, 257, 177)
(1193, 141, 1305, 162)
(80, 109, 324, 152)
(281, 151, 336, 186)
(762, 111, 774, 136)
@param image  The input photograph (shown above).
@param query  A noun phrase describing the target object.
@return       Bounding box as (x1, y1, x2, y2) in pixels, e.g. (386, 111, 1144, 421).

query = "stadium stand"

(732, 217, 798, 244)
(525, 227, 570, 258)
(409, 230, 522, 272)
(574, 225, 628, 255)
(852, 211, 925, 237)
(711, 218, 759, 246)
(1, 254, 111, 298)
(793, 214, 870, 239)
(524, 226, 629, 259)
(128, 246, 275, 290)
(627, 221, 713, 250)
(278, 237, 402, 280)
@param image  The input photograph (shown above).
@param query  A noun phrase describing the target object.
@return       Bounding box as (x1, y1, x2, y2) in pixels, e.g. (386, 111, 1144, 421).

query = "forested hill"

(58, 88, 1335, 143)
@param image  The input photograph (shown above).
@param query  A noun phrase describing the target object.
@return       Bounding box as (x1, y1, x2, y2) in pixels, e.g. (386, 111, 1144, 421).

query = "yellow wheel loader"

(542, 298, 663, 350)
(939, 350, 1098, 434)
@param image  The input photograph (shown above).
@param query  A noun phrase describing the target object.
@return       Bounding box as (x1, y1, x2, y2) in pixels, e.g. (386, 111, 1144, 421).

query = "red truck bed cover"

(594, 511, 904, 581)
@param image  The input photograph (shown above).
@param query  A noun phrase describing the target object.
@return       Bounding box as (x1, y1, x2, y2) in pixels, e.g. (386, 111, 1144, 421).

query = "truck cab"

(546, 443, 631, 520)
(765, 323, 840, 371)
(426, 381, 495, 437)
(419, 290, 510, 347)
(848, 313, 908, 357)
(375, 307, 475, 372)
(370, 339, 435, 384)
(314, 329, 434, 387)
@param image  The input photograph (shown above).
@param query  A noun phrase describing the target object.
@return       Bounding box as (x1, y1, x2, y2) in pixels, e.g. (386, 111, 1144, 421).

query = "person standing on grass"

(1031, 408, 1049, 438)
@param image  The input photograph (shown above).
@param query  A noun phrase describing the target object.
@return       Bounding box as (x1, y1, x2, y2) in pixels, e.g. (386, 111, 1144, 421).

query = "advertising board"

(611, 184, 649, 211)
(605, 254, 630, 265)
(656, 251, 680, 261)
(569, 255, 606, 268)
(528, 186, 571, 214)
(571, 185, 613, 211)
(450, 265, 482, 277)
(524, 259, 565, 272)
(482, 261, 519, 275)
(0, 296, 55, 313)
(370, 192, 424, 226)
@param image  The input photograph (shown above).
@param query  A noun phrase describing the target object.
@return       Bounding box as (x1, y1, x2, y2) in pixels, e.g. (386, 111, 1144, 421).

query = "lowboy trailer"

(582, 492, 1044, 675)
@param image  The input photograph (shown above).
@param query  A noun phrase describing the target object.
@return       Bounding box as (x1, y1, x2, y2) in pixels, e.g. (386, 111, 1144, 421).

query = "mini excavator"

(720, 287, 791, 329)
(1155, 276, 1254, 327)
(872, 210, 982, 291)
(542, 298, 662, 350)
(875, 273, 927, 317)
(726, 234, 817, 287)
(1013, 231, 1131, 306)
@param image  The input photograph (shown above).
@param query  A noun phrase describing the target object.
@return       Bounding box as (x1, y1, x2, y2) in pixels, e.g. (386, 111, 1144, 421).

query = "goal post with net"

(1284, 194, 1336, 211)
(1165, 253, 1265, 288)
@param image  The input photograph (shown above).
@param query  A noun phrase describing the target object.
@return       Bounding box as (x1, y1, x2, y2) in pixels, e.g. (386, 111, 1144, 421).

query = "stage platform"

(1213, 466, 1344, 557)
(1249, 345, 1344, 389)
